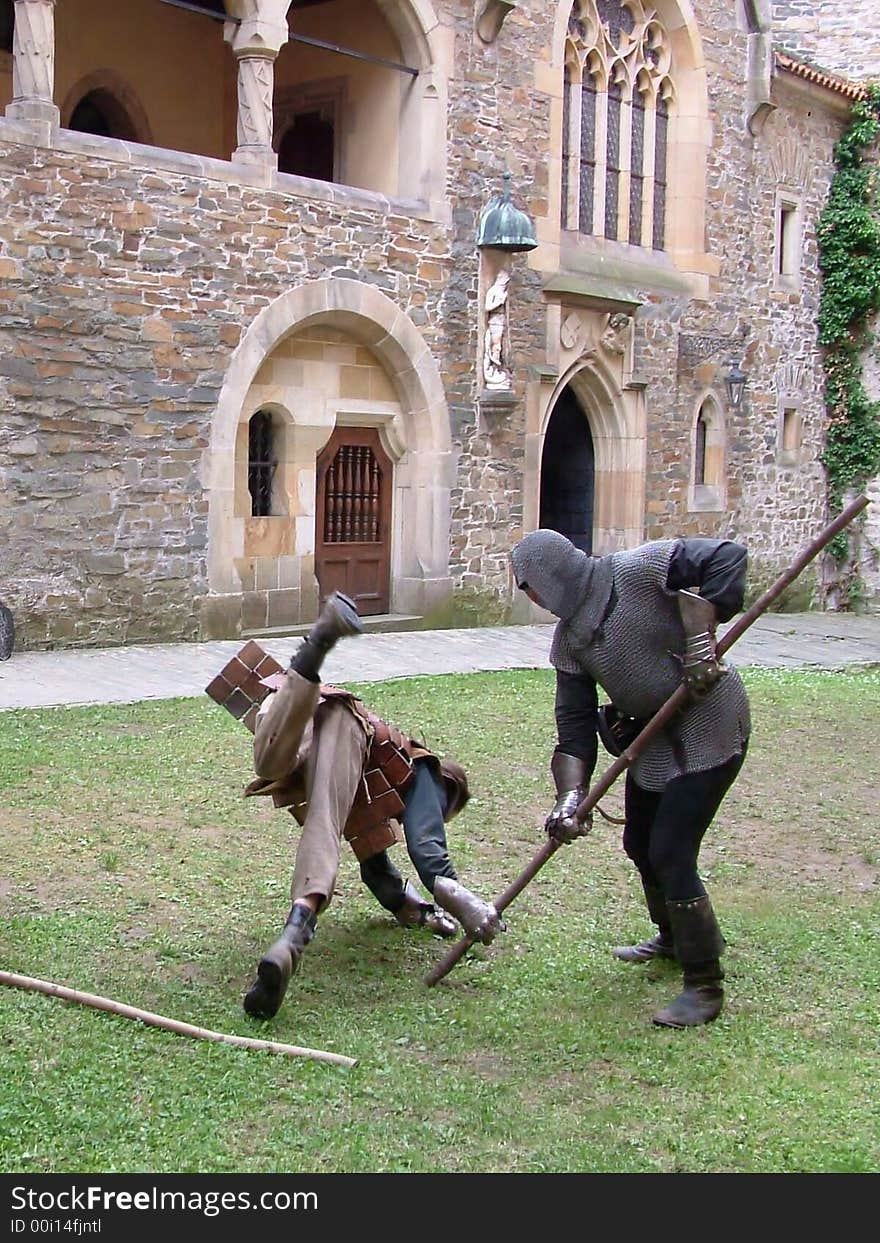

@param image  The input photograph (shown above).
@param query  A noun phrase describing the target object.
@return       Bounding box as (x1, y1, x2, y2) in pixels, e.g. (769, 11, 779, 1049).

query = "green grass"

(0, 667, 878, 1173)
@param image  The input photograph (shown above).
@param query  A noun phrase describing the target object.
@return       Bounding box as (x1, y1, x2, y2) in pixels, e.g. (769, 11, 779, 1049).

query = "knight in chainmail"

(510, 530, 750, 1029)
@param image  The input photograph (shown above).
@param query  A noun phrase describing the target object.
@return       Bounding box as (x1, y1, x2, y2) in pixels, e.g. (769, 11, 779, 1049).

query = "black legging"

(622, 746, 747, 901)
(359, 760, 457, 911)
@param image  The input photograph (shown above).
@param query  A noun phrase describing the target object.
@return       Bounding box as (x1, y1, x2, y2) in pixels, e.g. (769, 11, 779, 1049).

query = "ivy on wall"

(817, 84, 880, 571)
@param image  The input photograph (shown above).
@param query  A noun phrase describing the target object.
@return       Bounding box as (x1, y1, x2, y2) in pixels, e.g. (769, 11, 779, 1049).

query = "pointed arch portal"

(540, 386, 596, 553)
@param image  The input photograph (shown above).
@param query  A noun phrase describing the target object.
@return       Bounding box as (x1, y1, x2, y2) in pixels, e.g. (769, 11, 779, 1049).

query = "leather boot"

(394, 882, 457, 938)
(243, 904, 317, 1020)
(433, 876, 505, 945)
(290, 591, 363, 683)
(652, 895, 725, 1028)
(613, 880, 675, 963)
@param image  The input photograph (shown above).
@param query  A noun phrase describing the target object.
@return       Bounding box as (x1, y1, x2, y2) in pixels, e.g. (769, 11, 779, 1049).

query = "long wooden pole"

(425, 495, 870, 986)
(0, 970, 357, 1067)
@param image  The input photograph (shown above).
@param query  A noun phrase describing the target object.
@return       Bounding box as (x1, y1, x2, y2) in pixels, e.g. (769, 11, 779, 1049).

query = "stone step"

(242, 613, 423, 641)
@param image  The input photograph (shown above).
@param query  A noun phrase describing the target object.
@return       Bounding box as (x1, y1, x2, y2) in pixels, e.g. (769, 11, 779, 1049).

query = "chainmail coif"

(510, 529, 614, 645)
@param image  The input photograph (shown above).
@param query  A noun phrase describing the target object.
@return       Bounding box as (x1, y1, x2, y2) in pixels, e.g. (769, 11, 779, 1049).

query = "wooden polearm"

(0, 970, 357, 1067)
(425, 494, 870, 986)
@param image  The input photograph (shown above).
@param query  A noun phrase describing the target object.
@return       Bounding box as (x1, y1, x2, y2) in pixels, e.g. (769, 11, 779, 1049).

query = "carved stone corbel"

(476, 1, 516, 46)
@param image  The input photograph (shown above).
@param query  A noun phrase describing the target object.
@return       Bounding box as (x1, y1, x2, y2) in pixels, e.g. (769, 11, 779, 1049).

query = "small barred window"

(248, 410, 278, 518)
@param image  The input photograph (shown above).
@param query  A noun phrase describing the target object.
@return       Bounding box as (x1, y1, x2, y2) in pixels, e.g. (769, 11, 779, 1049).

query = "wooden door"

(315, 427, 392, 615)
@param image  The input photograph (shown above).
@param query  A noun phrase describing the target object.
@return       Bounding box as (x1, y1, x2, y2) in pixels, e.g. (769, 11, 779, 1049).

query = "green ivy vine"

(817, 83, 880, 572)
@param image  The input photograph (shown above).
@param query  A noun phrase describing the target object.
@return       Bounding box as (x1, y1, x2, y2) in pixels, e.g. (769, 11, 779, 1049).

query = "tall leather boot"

(290, 591, 363, 683)
(613, 879, 675, 963)
(243, 904, 317, 1020)
(652, 895, 726, 1028)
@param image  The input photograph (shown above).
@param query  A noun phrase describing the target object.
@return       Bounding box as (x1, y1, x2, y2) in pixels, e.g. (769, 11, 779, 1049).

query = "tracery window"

(561, 0, 674, 249)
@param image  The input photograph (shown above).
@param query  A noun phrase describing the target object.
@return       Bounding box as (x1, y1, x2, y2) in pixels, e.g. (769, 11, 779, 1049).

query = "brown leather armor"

(208, 644, 468, 864)
(320, 686, 417, 861)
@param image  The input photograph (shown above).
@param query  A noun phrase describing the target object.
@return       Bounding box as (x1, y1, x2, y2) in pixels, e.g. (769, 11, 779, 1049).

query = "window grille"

(579, 75, 597, 234)
(653, 93, 668, 250)
(248, 410, 277, 518)
(323, 445, 382, 543)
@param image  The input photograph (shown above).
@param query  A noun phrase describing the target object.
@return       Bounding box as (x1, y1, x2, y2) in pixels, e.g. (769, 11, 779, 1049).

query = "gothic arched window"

(561, 0, 674, 251)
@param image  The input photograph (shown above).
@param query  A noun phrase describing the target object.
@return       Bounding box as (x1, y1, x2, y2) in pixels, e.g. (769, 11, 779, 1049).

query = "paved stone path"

(0, 612, 878, 711)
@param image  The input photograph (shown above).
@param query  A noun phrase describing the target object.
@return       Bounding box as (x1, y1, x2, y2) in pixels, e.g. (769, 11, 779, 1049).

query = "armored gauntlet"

(677, 590, 726, 695)
(545, 752, 592, 845)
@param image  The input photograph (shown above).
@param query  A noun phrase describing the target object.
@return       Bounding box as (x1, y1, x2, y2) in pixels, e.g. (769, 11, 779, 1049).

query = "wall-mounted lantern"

(476, 171, 538, 254)
(724, 358, 748, 409)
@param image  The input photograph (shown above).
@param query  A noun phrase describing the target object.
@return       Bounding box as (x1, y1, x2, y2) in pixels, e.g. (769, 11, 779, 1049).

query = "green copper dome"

(477, 173, 538, 252)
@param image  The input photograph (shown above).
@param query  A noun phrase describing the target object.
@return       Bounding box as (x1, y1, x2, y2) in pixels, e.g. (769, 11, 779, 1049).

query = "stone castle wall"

(0, 141, 451, 647)
(0, 1, 860, 646)
(772, 1, 880, 80)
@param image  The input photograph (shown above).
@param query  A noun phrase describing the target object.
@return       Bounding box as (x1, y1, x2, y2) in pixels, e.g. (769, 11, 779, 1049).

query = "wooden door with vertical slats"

(315, 427, 392, 615)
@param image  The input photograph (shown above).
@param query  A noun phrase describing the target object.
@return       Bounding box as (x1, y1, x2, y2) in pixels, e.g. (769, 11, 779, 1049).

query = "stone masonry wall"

(445, 1, 840, 604)
(772, 2, 880, 80)
(0, 140, 451, 648)
(0, 1, 858, 646)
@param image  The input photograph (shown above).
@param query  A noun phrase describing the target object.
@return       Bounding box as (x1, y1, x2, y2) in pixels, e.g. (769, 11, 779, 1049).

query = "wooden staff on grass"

(425, 495, 870, 987)
(0, 970, 357, 1067)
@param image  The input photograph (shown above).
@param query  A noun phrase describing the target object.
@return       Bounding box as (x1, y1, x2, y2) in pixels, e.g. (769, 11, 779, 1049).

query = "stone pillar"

(5, 0, 60, 128)
(224, 2, 289, 173)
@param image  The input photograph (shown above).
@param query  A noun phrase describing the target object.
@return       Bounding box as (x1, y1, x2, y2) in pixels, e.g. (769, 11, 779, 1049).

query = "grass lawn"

(0, 666, 878, 1173)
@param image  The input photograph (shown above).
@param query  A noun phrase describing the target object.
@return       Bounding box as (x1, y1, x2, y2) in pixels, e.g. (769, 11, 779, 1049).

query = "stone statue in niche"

(483, 268, 512, 390)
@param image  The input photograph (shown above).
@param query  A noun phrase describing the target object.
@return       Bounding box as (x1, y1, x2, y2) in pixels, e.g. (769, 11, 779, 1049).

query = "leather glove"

(545, 790, 592, 845)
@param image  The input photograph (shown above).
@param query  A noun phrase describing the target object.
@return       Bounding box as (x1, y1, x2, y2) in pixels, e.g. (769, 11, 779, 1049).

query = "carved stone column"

(5, 0, 60, 127)
(224, 3, 289, 172)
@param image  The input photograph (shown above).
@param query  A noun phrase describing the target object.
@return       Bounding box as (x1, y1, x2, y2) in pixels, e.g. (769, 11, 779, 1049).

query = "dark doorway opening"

(68, 90, 139, 141)
(278, 110, 335, 181)
(540, 386, 595, 553)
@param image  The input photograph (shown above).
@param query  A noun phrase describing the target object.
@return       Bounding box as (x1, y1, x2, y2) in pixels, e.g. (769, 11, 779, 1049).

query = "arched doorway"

(204, 278, 454, 640)
(68, 89, 139, 141)
(540, 385, 595, 553)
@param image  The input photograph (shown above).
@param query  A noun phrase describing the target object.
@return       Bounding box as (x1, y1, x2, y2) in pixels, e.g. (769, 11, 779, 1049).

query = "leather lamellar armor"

(246, 686, 469, 863)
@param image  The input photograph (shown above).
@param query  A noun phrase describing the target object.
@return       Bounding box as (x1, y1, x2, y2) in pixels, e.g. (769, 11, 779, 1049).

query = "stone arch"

(547, 0, 710, 272)
(61, 70, 153, 144)
(203, 278, 454, 637)
(528, 354, 645, 554)
(273, 0, 449, 208)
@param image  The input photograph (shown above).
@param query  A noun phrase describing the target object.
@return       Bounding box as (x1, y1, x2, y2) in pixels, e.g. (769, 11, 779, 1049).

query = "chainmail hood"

(510, 529, 614, 644)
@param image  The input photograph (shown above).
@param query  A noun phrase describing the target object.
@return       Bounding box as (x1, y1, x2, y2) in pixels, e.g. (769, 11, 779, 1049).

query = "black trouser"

(621, 747, 747, 902)
(359, 760, 457, 911)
